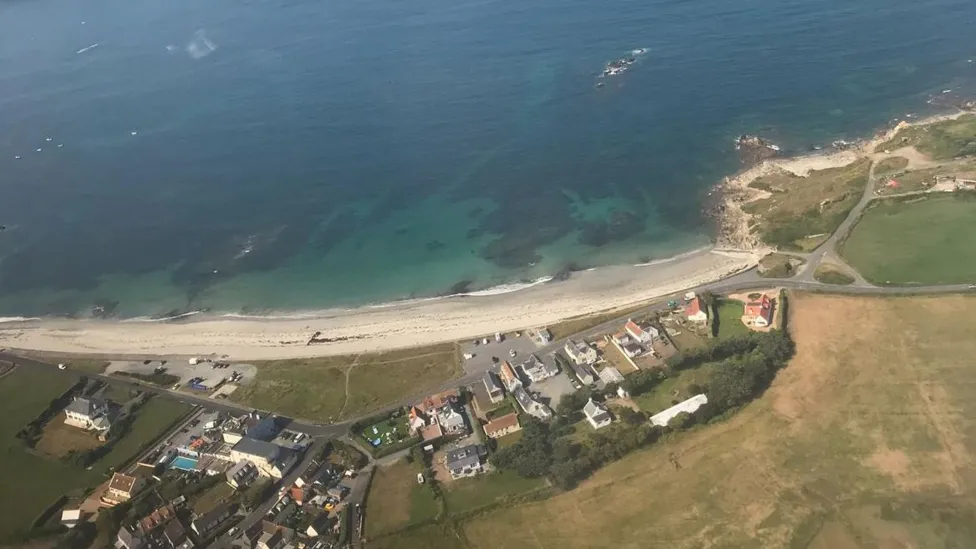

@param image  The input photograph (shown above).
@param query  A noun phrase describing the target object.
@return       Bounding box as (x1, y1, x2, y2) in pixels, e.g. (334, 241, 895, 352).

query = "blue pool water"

(169, 455, 198, 471)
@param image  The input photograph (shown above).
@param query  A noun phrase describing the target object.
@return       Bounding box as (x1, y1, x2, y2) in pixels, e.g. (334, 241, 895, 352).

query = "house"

(483, 412, 521, 439)
(436, 406, 467, 435)
(64, 397, 110, 431)
(222, 413, 278, 444)
(163, 519, 193, 549)
(521, 354, 559, 382)
(445, 444, 487, 480)
(685, 296, 708, 323)
(226, 460, 259, 489)
(305, 515, 332, 538)
(583, 398, 612, 429)
(105, 473, 145, 505)
(407, 407, 429, 435)
(564, 339, 597, 365)
(136, 504, 177, 534)
(483, 371, 505, 403)
(191, 502, 235, 537)
(744, 294, 774, 327)
(230, 438, 283, 477)
(650, 394, 709, 427)
(625, 320, 658, 342)
(288, 485, 305, 506)
(535, 328, 552, 344)
(570, 362, 596, 385)
(512, 386, 552, 421)
(116, 527, 146, 549)
(416, 388, 460, 415)
(257, 529, 284, 549)
(61, 509, 82, 529)
(598, 366, 625, 385)
(498, 361, 521, 391)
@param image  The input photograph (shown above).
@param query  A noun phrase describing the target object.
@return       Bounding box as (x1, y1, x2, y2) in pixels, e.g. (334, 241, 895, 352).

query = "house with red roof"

(685, 296, 708, 323)
(744, 294, 774, 327)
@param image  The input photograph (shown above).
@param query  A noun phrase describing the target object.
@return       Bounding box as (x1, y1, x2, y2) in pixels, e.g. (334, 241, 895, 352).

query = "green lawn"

(343, 344, 460, 419)
(495, 430, 523, 449)
(231, 356, 352, 422)
(875, 114, 976, 159)
(359, 417, 410, 450)
(841, 195, 976, 285)
(713, 299, 749, 339)
(95, 398, 191, 473)
(814, 264, 855, 285)
(192, 482, 235, 514)
(633, 364, 717, 415)
(365, 460, 440, 536)
(444, 470, 547, 515)
(366, 523, 467, 549)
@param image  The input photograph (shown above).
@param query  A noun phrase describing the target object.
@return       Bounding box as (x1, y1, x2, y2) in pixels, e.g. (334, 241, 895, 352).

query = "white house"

(685, 297, 708, 323)
(598, 366, 625, 385)
(64, 397, 111, 432)
(564, 339, 597, 365)
(483, 412, 521, 439)
(624, 320, 658, 342)
(445, 445, 487, 480)
(650, 394, 709, 427)
(521, 354, 559, 382)
(583, 398, 612, 430)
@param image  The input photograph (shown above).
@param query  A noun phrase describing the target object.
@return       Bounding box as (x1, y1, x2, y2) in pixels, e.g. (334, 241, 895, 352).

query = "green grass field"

(344, 344, 460, 419)
(360, 417, 410, 449)
(841, 195, 976, 285)
(813, 264, 855, 285)
(632, 364, 717, 415)
(454, 293, 976, 548)
(713, 299, 749, 339)
(366, 523, 467, 549)
(443, 470, 547, 515)
(744, 159, 871, 250)
(875, 114, 976, 159)
(874, 156, 909, 174)
(758, 253, 803, 278)
(365, 460, 440, 536)
(95, 398, 190, 473)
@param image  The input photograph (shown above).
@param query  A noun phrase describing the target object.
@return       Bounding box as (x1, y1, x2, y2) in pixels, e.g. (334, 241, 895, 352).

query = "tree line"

(492, 329, 794, 488)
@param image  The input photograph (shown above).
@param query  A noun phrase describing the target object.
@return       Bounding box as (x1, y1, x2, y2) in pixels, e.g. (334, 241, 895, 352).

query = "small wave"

(458, 276, 554, 297)
(76, 43, 99, 54)
(219, 312, 325, 320)
(0, 316, 41, 323)
(123, 310, 205, 323)
(632, 245, 712, 267)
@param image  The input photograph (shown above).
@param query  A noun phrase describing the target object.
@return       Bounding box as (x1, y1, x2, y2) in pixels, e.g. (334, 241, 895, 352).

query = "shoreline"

(0, 247, 759, 359)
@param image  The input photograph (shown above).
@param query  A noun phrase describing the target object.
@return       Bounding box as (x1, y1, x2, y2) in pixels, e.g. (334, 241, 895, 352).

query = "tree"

(618, 407, 645, 426)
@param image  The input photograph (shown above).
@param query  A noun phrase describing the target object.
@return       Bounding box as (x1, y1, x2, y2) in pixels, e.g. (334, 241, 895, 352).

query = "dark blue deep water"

(0, 0, 974, 316)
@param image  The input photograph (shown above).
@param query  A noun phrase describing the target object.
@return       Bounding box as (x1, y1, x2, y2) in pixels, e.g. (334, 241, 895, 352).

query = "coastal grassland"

(758, 253, 803, 278)
(713, 298, 749, 339)
(632, 363, 717, 414)
(231, 356, 351, 422)
(874, 156, 909, 174)
(813, 264, 855, 285)
(0, 368, 84, 541)
(343, 344, 460, 419)
(365, 523, 467, 549)
(840, 194, 976, 285)
(13, 352, 110, 374)
(743, 159, 871, 250)
(93, 398, 190, 473)
(443, 470, 548, 515)
(365, 460, 440, 536)
(457, 293, 976, 549)
(877, 159, 976, 194)
(875, 114, 976, 159)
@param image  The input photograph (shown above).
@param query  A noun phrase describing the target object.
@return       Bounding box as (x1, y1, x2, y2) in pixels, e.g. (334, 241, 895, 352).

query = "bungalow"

(624, 320, 658, 342)
(744, 294, 774, 327)
(61, 509, 82, 529)
(498, 361, 521, 391)
(483, 371, 505, 403)
(570, 362, 596, 385)
(564, 339, 597, 365)
(226, 460, 259, 489)
(105, 473, 144, 505)
(64, 397, 111, 432)
(191, 502, 235, 538)
(650, 394, 709, 427)
(583, 398, 612, 429)
(445, 444, 487, 480)
(685, 296, 708, 323)
(483, 412, 521, 439)
(521, 354, 559, 382)
(598, 366, 625, 385)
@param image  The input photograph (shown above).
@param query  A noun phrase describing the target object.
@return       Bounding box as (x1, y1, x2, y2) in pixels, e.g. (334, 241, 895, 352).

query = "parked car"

(57, 363, 66, 370)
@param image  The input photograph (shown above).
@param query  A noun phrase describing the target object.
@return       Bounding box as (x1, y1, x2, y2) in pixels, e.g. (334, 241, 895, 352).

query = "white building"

(520, 354, 559, 382)
(583, 398, 612, 430)
(64, 397, 111, 432)
(650, 394, 709, 427)
(598, 366, 625, 385)
(564, 339, 598, 365)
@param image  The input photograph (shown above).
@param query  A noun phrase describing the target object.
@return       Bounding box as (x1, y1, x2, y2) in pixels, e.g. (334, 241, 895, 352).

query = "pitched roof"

(193, 502, 234, 531)
(483, 413, 520, 437)
(445, 444, 486, 469)
(583, 398, 610, 421)
(232, 437, 279, 461)
(686, 296, 705, 317)
(745, 295, 773, 322)
(498, 361, 518, 386)
(483, 371, 503, 393)
(417, 388, 459, 413)
(109, 472, 139, 494)
(163, 518, 188, 546)
(650, 394, 709, 427)
(624, 320, 645, 339)
(65, 397, 97, 417)
(137, 503, 176, 533)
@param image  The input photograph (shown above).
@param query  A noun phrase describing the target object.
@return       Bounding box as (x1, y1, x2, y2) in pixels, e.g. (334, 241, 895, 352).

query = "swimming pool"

(170, 456, 198, 471)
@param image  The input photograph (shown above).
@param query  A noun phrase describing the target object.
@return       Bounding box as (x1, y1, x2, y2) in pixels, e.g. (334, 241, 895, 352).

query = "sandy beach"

(0, 248, 757, 360)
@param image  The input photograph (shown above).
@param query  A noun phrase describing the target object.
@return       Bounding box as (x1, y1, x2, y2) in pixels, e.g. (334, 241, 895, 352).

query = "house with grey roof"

(190, 502, 235, 538)
(521, 354, 559, 383)
(445, 444, 487, 480)
(583, 398, 612, 430)
(512, 386, 552, 421)
(64, 397, 111, 432)
(482, 371, 505, 403)
(115, 527, 145, 549)
(570, 362, 597, 385)
(564, 339, 597, 365)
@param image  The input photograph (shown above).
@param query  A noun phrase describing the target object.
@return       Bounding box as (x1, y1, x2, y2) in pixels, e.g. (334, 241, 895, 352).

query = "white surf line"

(76, 43, 99, 54)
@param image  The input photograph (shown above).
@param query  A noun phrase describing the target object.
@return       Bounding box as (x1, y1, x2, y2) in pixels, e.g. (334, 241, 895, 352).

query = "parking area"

(106, 358, 257, 391)
(460, 332, 544, 375)
(525, 370, 576, 409)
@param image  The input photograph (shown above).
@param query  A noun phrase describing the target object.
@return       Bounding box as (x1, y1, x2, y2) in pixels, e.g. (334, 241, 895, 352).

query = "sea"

(0, 0, 974, 318)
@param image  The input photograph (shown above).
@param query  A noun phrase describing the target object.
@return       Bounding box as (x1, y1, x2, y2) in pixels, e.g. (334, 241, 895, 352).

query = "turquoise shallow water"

(0, 0, 974, 317)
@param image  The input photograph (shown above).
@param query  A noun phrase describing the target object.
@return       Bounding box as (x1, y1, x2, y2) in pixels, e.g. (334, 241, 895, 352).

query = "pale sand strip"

(0, 249, 757, 360)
